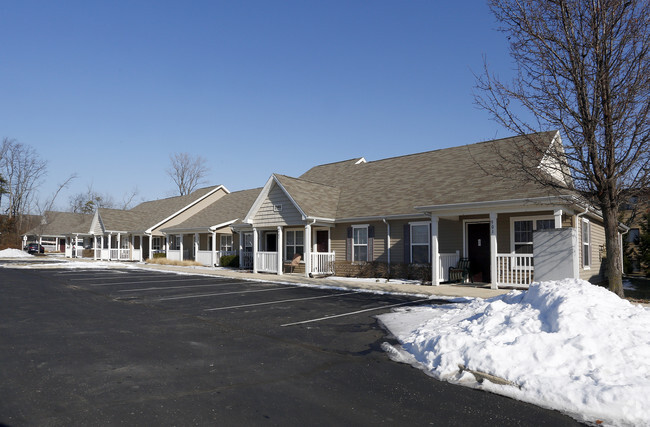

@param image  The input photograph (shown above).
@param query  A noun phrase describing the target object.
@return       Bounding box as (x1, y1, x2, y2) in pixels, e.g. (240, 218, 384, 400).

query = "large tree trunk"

(602, 203, 624, 297)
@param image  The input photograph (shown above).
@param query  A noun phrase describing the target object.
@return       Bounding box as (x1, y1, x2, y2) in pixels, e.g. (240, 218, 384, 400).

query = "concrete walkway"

(135, 263, 510, 299)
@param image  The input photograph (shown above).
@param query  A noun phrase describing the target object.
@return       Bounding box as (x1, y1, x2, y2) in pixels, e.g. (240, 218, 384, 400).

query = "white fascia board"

(243, 175, 308, 223)
(415, 195, 578, 216)
(243, 176, 276, 224)
(271, 176, 308, 219)
(304, 216, 336, 223)
(209, 219, 238, 231)
(145, 185, 228, 234)
(333, 213, 429, 223)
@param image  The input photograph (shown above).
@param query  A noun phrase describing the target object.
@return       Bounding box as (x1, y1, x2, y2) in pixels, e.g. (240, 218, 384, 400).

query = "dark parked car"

(25, 243, 45, 254)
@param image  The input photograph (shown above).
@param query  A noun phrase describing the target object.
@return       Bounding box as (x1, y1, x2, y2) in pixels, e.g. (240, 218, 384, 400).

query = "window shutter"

(403, 224, 411, 263)
(368, 225, 375, 262)
(346, 227, 352, 261)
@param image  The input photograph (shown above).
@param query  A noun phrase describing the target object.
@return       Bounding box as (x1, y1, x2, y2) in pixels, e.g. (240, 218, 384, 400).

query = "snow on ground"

(378, 278, 650, 426)
(0, 248, 33, 258)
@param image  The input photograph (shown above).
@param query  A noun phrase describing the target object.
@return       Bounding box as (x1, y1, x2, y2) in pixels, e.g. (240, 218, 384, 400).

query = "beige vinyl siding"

(331, 218, 462, 264)
(253, 185, 303, 227)
(580, 218, 606, 283)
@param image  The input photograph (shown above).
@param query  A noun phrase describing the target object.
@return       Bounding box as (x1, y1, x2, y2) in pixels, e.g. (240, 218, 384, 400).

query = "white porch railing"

(215, 250, 238, 266)
(438, 252, 461, 282)
(310, 252, 335, 275)
(496, 254, 534, 288)
(256, 251, 278, 273)
(167, 250, 181, 262)
(241, 252, 253, 269)
(110, 249, 131, 260)
(196, 250, 213, 266)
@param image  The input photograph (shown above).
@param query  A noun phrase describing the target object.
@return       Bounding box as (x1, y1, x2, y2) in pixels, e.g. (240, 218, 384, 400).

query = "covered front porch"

(164, 231, 238, 266)
(247, 224, 336, 277)
(91, 232, 145, 262)
(422, 202, 575, 289)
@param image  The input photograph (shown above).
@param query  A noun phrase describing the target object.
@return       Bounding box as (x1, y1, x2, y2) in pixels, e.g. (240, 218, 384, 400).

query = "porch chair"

(285, 253, 302, 274)
(448, 258, 471, 283)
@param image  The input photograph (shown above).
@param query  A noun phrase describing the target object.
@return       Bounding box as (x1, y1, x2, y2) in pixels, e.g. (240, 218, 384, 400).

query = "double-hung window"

(220, 235, 233, 252)
(410, 223, 430, 264)
(582, 219, 591, 269)
(243, 233, 253, 253)
(285, 230, 304, 261)
(512, 218, 555, 254)
(152, 237, 161, 251)
(353, 226, 368, 262)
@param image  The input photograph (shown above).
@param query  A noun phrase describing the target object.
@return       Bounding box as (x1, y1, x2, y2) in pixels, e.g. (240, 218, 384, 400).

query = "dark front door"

(316, 230, 328, 252)
(266, 233, 277, 252)
(467, 223, 490, 283)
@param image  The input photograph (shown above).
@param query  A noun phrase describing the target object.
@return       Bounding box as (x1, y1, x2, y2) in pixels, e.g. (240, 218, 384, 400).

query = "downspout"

(382, 218, 391, 273)
(574, 206, 589, 279)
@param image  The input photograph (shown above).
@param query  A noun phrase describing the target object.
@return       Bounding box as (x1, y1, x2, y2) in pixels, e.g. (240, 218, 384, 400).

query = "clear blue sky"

(1, 0, 516, 210)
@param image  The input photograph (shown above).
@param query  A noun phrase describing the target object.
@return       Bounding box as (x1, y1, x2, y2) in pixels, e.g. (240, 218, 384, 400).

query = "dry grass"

(145, 258, 203, 267)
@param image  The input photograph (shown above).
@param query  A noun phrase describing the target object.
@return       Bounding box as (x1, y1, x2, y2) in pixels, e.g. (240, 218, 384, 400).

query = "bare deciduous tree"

(166, 152, 209, 196)
(475, 0, 650, 297)
(0, 138, 48, 222)
(69, 184, 116, 214)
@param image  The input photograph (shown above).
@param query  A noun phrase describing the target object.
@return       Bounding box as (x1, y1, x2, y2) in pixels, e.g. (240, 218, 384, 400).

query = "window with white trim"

(353, 226, 368, 262)
(410, 223, 430, 264)
(582, 219, 591, 269)
(152, 237, 161, 251)
(512, 217, 555, 254)
(220, 235, 233, 252)
(285, 230, 304, 261)
(243, 233, 253, 253)
(169, 235, 180, 250)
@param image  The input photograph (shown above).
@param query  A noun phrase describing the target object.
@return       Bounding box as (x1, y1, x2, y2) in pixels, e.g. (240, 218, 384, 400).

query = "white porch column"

(149, 234, 153, 260)
(238, 232, 244, 268)
(74, 234, 79, 258)
(211, 231, 217, 267)
(165, 235, 169, 255)
(554, 209, 563, 229)
(490, 212, 498, 289)
(277, 226, 283, 275)
(431, 215, 440, 286)
(23, 235, 27, 249)
(252, 228, 258, 273)
(304, 223, 312, 277)
(179, 234, 184, 261)
(107, 234, 112, 260)
(194, 233, 199, 261)
(117, 233, 121, 259)
(131, 234, 135, 260)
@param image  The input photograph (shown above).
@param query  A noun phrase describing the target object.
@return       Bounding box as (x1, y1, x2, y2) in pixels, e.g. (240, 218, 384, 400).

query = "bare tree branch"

(474, 0, 650, 296)
(166, 152, 210, 196)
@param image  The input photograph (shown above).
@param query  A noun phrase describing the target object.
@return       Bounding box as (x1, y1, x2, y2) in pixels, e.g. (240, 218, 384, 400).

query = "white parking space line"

(90, 278, 224, 286)
(70, 274, 176, 281)
(158, 286, 297, 301)
(204, 291, 358, 311)
(280, 298, 431, 327)
(117, 281, 247, 292)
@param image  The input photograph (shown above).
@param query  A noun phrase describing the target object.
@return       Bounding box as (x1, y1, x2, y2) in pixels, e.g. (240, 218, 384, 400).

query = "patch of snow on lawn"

(378, 278, 650, 426)
(0, 248, 33, 258)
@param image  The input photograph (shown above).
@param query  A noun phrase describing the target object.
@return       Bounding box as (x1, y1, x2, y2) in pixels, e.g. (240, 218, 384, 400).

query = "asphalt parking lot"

(0, 266, 581, 426)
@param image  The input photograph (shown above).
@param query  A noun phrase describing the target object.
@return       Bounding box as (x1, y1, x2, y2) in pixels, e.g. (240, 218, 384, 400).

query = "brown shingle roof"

(162, 188, 262, 231)
(129, 185, 223, 227)
(292, 131, 566, 219)
(26, 211, 93, 236)
(274, 174, 340, 219)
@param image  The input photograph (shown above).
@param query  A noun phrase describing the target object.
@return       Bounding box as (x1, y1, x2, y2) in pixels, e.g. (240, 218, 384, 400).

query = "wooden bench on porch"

(449, 258, 471, 283)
